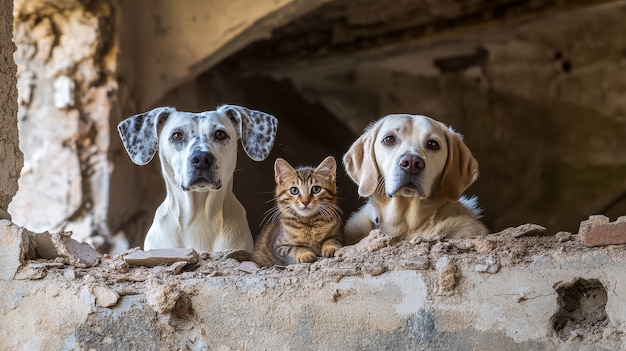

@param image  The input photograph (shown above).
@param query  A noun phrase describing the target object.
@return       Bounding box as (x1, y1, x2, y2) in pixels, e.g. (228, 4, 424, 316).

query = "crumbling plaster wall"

(9, 0, 118, 249)
(0, 0, 22, 216)
(2, 220, 626, 350)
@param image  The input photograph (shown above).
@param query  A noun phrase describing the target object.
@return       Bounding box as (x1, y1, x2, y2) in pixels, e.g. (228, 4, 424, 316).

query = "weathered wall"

(10, 0, 118, 249)
(0, 0, 22, 216)
(1, 220, 625, 350)
(120, 0, 333, 110)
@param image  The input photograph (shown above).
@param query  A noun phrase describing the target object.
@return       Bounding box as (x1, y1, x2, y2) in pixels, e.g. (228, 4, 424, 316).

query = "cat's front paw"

(321, 246, 338, 258)
(295, 251, 317, 263)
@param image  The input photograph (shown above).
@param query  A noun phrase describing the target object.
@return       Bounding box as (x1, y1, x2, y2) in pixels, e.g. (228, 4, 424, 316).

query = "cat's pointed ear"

(315, 156, 337, 181)
(343, 122, 381, 197)
(274, 158, 296, 185)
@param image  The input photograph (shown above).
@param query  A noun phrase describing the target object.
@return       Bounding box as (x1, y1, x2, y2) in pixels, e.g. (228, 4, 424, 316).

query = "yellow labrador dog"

(343, 114, 487, 244)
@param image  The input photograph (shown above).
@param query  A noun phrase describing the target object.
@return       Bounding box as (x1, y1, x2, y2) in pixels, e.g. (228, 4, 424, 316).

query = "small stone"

(146, 280, 180, 314)
(63, 268, 76, 280)
(454, 241, 473, 251)
(578, 215, 610, 236)
(92, 286, 119, 308)
(354, 229, 391, 252)
(555, 231, 572, 243)
(112, 259, 129, 273)
(581, 221, 626, 247)
(222, 249, 251, 262)
(0, 220, 32, 281)
(237, 261, 259, 274)
(123, 248, 199, 267)
(30, 231, 102, 267)
(497, 224, 547, 238)
(14, 263, 47, 280)
(436, 256, 458, 296)
(509, 247, 527, 260)
(362, 264, 386, 276)
(474, 240, 493, 253)
(475, 256, 500, 274)
(397, 257, 430, 270)
(167, 261, 189, 274)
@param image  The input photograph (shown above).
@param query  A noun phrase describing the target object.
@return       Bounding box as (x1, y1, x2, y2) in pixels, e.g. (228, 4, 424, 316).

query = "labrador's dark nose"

(399, 154, 425, 174)
(190, 150, 214, 170)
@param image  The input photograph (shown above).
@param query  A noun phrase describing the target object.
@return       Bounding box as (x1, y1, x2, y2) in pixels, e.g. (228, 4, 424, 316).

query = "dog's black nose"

(399, 154, 425, 174)
(191, 150, 214, 170)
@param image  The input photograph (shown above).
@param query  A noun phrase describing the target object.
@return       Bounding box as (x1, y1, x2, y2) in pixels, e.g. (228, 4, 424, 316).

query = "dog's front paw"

(295, 251, 317, 263)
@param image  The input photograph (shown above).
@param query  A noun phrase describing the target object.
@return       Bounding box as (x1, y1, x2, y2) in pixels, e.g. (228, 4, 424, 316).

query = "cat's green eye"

(289, 187, 299, 195)
(311, 185, 322, 194)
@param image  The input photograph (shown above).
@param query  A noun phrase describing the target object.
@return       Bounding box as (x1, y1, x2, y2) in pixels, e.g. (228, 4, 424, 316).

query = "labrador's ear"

(440, 127, 479, 201)
(343, 123, 381, 197)
(218, 105, 278, 161)
(117, 107, 176, 165)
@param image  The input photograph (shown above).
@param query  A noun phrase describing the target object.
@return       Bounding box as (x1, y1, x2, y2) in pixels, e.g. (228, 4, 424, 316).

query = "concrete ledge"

(1, 222, 625, 350)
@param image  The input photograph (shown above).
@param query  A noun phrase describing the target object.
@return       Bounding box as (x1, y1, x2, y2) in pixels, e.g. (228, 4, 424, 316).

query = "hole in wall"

(552, 278, 608, 341)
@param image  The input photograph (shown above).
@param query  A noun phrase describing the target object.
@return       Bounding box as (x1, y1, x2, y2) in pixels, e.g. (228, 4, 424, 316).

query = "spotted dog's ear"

(218, 105, 278, 161)
(117, 107, 176, 165)
(440, 127, 479, 201)
(343, 122, 381, 197)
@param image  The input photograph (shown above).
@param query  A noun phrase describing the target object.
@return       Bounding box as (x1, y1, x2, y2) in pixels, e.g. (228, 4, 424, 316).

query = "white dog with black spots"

(118, 105, 278, 252)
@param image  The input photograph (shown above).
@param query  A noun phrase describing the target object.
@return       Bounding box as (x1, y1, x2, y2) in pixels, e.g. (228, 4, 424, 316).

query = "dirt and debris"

(29, 230, 101, 267)
(15, 217, 626, 296)
(122, 248, 199, 267)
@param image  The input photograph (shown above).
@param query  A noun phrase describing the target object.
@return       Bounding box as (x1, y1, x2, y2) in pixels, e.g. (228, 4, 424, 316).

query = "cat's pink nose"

(301, 198, 310, 206)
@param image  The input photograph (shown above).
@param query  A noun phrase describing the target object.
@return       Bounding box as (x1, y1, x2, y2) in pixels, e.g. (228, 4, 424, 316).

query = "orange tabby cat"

(252, 156, 343, 267)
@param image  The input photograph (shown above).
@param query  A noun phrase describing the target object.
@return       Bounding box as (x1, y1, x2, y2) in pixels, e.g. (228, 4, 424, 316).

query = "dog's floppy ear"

(218, 105, 278, 161)
(117, 107, 176, 165)
(440, 128, 479, 201)
(343, 124, 380, 197)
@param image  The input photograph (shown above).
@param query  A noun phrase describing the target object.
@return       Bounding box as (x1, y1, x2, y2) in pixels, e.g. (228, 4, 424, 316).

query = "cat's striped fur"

(252, 156, 343, 267)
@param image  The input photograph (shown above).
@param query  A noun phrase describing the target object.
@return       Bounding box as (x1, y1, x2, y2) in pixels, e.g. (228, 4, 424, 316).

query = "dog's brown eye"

(215, 130, 228, 140)
(383, 135, 396, 145)
(172, 131, 183, 141)
(427, 139, 440, 150)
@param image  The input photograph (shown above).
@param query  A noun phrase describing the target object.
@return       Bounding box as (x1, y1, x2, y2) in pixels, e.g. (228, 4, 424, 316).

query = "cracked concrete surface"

(2, 221, 626, 350)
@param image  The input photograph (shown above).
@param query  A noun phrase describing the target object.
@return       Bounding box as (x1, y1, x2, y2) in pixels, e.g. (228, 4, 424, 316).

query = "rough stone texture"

(123, 248, 199, 267)
(0, 220, 31, 281)
(0, 0, 23, 211)
(30, 230, 102, 268)
(91, 285, 119, 308)
(581, 220, 626, 247)
(578, 214, 611, 236)
(496, 223, 548, 238)
(10, 0, 118, 249)
(3, 224, 626, 349)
